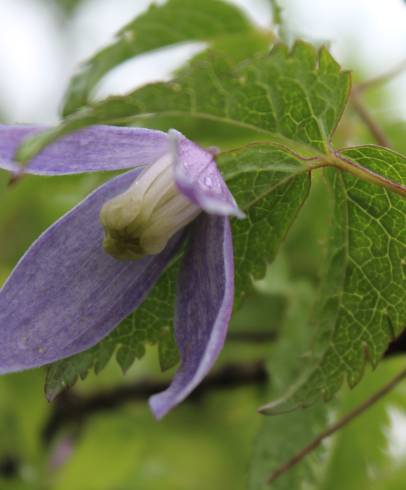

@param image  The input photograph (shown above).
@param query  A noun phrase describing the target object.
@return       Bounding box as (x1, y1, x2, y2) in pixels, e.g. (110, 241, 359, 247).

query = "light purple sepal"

(0, 169, 182, 373)
(0, 125, 169, 175)
(171, 130, 244, 218)
(149, 214, 234, 419)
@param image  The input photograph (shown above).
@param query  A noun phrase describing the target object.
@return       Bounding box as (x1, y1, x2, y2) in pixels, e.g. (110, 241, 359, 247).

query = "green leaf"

(62, 0, 256, 115)
(45, 143, 311, 398)
(219, 143, 311, 305)
(262, 146, 406, 414)
(18, 41, 350, 163)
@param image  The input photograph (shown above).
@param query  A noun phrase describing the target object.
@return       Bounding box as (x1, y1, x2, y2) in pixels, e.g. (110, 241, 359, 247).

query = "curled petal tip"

(169, 130, 242, 218)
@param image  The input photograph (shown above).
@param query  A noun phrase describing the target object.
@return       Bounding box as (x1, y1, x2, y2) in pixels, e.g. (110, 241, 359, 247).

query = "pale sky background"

(0, 0, 405, 123)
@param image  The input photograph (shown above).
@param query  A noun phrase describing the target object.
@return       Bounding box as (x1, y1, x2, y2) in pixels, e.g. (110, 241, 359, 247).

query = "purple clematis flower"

(0, 124, 243, 419)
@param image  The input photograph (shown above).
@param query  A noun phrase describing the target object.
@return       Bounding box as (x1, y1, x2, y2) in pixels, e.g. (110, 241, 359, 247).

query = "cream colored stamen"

(100, 153, 200, 260)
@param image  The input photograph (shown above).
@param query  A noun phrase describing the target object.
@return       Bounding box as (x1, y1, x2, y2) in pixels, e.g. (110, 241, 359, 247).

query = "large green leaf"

(220, 143, 311, 305)
(262, 146, 406, 413)
(45, 144, 311, 399)
(62, 0, 257, 115)
(17, 41, 350, 164)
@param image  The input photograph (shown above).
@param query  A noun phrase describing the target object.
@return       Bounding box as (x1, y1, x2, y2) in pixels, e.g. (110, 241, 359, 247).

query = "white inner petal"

(100, 151, 201, 260)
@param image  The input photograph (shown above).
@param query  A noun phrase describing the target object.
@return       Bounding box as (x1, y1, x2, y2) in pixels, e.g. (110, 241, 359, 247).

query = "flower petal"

(0, 125, 169, 175)
(149, 214, 234, 419)
(0, 169, 182, 373)
(171, 130, 244, 218)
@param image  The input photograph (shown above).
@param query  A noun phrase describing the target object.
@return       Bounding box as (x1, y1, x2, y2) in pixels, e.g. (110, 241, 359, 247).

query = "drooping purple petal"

(0, 125, 169, 175)
(149, 214, 234, 419)
(0, 169, 182, 373)
(171, 130, 244, 218)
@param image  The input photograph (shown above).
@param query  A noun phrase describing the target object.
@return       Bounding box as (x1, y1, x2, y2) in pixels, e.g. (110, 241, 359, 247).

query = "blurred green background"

(1, 1, 406, 489)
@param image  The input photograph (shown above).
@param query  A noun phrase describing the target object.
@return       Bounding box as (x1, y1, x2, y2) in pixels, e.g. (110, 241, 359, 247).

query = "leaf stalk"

(327, 152, 406, 198)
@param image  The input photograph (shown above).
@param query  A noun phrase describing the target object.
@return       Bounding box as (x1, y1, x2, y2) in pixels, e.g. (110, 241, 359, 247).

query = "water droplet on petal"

(204, 176, 213, 187)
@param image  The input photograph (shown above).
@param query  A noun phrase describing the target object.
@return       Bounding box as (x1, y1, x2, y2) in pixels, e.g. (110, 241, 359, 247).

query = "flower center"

(100, 153, 200, 260)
